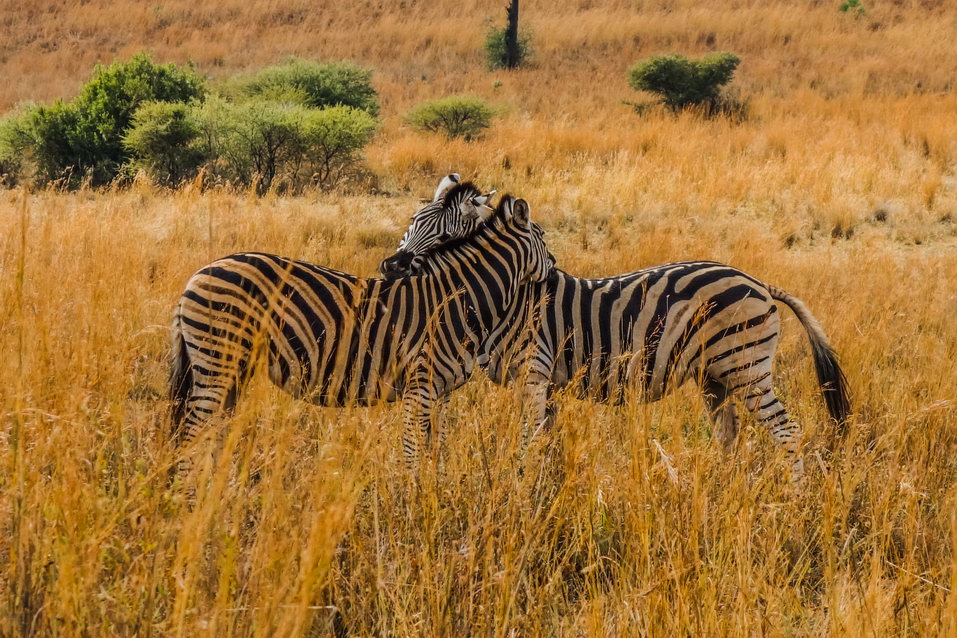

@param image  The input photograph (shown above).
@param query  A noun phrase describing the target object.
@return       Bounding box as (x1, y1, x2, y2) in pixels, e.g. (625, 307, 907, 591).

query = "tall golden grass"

(2, 0, 957, 635)
(1, 182, 955, 635)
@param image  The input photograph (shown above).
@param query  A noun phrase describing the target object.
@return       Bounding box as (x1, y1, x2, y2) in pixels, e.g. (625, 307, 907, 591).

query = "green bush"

(199, 99, 377, 193)
(123, 102, 207, 187)
(198, 99, 302, 194)
(485, 25, 532, 70)
(25, 101, 92, 186)
(299, 106, 378, 187)
(627, 53, 741, 116)
(26, 53, 206, 187)
(839, 0, 866, 16)
(0, 110, 34, 186)
(0, 54, 381, 192)
(227, 59, 379, 116)
(405, 96, 497, 141)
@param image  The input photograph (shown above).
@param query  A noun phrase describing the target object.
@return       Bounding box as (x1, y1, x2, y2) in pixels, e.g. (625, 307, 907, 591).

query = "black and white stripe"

(170, 182, 554, 478)
(381, 187, 850, 482)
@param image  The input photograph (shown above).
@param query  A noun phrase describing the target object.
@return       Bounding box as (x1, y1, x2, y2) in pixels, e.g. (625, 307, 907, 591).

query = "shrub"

(199, 99, 376, 193)
(123, 102, 207, 187)
(0, 110, 34, 186)
(24, 53, 206, 187)
(485, 25, 532, 70)
(627, 53, 741, 116)
(299, 106, 377, 187)
(405, 96, 497, 141)
(228, 59, 379, 116)
(197, 98, 301, 194)
(70, 53, 205, 185)
(25, 101, 92, 186)
(839, 0, 866, 16)
(0, 54, 380, 192)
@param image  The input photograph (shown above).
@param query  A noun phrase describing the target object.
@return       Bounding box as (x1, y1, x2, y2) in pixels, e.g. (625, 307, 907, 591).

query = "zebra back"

(481, 261, 779, 401)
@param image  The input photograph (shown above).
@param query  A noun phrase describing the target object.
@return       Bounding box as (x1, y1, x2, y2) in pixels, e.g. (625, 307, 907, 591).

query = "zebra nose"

(379, 251, 415, 279)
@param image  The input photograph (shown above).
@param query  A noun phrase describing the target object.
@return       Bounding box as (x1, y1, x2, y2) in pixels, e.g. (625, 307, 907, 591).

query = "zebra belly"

(546, 298, 779, 404)
(267, 351, 408, 407)
(553, 351, 671, 405)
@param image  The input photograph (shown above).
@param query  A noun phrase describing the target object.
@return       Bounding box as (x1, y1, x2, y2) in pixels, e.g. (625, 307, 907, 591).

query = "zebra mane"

(441, 180, 483, 207)
(421, 192, 512, 261)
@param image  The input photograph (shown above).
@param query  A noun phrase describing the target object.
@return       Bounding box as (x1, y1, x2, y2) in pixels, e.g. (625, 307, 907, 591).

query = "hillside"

(2, 0, 956, 240)
(4, 0, 957, 109)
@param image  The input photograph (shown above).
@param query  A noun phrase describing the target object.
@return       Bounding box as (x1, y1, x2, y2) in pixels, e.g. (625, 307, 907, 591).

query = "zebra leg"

(433, 392, 451, 448)
(175, 390, 233, 488)
(175, 402, 208, 487)
(521, 370, 556, 452)
(174, 359, 243, 492)
(701, 376, 739, 452)
(742, 379, 805, 483)
(401, 374, 441, 465)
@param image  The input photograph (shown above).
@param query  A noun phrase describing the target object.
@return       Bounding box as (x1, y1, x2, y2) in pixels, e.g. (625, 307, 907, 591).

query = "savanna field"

(2, 0, 957, 635)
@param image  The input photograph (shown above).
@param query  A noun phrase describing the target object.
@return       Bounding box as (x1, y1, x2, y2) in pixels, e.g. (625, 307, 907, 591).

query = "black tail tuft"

(769, 286, 852, 433)
(810, 340, 852, 428)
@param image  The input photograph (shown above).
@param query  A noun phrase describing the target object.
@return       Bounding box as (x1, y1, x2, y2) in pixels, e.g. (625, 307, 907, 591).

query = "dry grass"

(1, 184, 955, 635)
(2, 0, 957, 635)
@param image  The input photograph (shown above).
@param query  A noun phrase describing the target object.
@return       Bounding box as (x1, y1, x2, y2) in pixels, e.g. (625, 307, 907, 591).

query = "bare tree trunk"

(505, 0, 520, 69)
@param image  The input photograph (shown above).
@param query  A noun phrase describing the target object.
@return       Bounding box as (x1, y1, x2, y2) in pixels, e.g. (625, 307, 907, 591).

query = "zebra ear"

(432, 173, 461, 201)
(468, 190, 496, 221)
(512, 198, 531, 226)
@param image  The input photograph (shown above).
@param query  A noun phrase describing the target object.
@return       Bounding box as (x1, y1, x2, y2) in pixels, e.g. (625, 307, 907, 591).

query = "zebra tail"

(169, 315, 192, 444)
(768, 286, 851, 428)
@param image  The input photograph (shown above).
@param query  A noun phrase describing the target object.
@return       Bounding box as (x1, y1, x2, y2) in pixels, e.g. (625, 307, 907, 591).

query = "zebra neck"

(417, 222, 525, 329)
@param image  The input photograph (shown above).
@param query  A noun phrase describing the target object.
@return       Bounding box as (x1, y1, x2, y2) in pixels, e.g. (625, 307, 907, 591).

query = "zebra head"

(380, 189, 555, 285)
(496, 195, 557, 284)
(379, 174, 496, 278)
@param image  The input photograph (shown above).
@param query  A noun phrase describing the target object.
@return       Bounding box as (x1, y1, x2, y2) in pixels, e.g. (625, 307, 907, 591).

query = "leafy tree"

(123, 101, 207, 187)
(405, 96, 497, 141)
(0, 54, 381, 191)
(198, 98, 302, 194)
(25, 101, 91, 186)
(485, 1, 532, 71)
(227, 59, 379, 115)
(628, 53, 741, 115)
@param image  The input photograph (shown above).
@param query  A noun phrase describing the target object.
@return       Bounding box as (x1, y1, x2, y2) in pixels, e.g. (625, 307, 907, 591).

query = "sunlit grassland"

(2, 0, 957, 634)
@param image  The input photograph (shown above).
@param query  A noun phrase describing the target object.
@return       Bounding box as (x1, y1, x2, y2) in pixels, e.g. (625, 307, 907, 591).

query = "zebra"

(379, 185, 850, 482)
(169, 179, 555, 481)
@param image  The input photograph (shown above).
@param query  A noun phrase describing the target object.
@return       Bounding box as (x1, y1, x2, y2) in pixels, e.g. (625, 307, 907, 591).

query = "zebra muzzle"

(380, 250, 416, 279)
